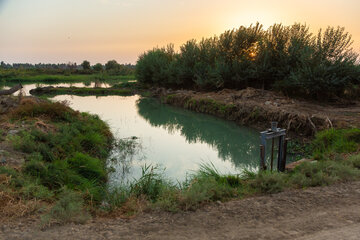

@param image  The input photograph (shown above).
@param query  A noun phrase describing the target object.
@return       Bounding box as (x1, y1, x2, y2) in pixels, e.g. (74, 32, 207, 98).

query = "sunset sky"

(1, 0, 359, 64)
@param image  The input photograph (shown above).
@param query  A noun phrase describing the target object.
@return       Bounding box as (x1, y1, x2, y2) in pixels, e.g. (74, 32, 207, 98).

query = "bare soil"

(1, 181, 360, 240)
(157, 87, 360, 136)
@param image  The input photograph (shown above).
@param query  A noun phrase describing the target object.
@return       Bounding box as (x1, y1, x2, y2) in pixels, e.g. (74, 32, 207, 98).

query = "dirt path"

(1, 181, 360, 240)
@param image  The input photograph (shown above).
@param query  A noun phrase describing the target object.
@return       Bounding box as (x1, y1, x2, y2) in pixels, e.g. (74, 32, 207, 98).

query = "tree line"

(0, 60, 135, 76)
(136, 23, 360, 100)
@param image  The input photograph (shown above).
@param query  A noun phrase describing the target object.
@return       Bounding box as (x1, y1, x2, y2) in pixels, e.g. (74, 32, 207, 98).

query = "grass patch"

(29, 86, 133, 97)
(312, 128, 360, 159)
(41, 189, 90, 227)
(1, 73, 135, 84)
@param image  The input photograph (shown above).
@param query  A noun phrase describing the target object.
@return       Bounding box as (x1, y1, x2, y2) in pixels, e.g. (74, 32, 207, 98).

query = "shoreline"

(151, 87, 360, 137)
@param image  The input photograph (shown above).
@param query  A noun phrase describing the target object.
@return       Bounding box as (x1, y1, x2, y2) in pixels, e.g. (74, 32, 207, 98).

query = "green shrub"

(249, 171, 287, 193)
(21, 181, 54, 200)
(67, 152, 106, 182)
(289, 161, 360, 188)
(312, 128, 360, 159)
(11, 131, 37, 153)
(41, 189, 90, 226)
(23, 159, 47, 178)
(348, 154, 360, 169)
(180, 176, 236, 210)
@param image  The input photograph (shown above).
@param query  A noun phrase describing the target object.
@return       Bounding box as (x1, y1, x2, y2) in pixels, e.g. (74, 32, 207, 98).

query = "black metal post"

(277, 135, 284, 171)
(280, 138, 289, 172)
(270, 138, 275, 171)
(260, 145, 266, 170)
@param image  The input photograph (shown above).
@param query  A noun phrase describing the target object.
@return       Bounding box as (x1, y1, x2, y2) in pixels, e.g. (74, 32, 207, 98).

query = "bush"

(180, 176, 236, 210)
(347, 154, 360, 169)
(67, 152, 106, 182)
(249, 171, 287, 194)
(312, 128, 360, 159)
(41, 189, 90, 226)
(289, 161, 360, 187)
(21, 181, 54, 200)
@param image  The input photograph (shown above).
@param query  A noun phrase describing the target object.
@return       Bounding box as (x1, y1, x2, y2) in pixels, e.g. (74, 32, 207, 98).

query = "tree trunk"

(0, 84, 23, 96)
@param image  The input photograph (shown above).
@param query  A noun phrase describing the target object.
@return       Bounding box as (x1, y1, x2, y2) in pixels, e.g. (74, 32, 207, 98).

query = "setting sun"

(1, 0, 360, 64)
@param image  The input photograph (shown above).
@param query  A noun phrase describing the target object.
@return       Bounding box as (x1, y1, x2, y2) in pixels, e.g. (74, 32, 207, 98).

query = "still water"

(14, 84, 284, 185)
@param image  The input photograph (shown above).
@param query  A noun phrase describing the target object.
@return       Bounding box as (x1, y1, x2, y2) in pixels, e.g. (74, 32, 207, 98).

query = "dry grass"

(19, 97, 39, 106)
(34, 119, 57, 133)
(0, 177, 43, 221)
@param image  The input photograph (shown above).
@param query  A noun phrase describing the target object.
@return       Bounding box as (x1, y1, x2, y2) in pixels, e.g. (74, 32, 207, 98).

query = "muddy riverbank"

(153, 87, 360, 137)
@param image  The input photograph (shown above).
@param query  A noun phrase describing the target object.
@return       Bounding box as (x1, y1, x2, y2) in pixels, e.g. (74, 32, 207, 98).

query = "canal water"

(9, 83, 289, 185)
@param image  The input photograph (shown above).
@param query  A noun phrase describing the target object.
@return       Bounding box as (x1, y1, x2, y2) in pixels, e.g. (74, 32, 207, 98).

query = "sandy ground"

(1, 181, 360, 240)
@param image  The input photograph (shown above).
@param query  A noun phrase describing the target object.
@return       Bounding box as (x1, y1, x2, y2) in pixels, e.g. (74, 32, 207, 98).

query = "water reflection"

(107, 137, 145, 186)
(137, 97, 260, 169)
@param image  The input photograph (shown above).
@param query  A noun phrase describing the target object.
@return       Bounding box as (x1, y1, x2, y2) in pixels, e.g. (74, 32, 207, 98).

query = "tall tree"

(81, 60, 91, 70)
(105, 60, 120, 71)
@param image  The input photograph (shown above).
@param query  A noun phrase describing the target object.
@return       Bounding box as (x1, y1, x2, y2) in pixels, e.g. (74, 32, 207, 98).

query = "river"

(9, 83, 291, 185)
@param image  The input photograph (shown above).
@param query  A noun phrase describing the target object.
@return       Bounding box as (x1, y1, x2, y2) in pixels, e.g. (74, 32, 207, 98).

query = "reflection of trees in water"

(136, 98, 260, 168)
(108, 137, 144, 186)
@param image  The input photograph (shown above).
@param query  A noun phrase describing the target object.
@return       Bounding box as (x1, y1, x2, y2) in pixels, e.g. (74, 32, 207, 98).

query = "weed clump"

(312, 128, 360, 159)
(41, 189, 90, 226)
(130, 165, 172, 202)
(249, 171, 287, 194)
(289, 160, 360, 187)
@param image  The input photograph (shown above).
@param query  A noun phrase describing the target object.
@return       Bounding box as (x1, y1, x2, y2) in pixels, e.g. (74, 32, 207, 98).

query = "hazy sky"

(1, 0, 359, 64)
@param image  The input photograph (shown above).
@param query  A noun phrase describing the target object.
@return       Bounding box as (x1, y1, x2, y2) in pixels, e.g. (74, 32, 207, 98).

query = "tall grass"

(136, 23, 360, 100)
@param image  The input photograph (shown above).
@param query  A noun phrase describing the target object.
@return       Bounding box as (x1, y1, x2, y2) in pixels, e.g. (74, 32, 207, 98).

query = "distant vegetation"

(136, 23, 360, 100)
(0, 60, 135, 84)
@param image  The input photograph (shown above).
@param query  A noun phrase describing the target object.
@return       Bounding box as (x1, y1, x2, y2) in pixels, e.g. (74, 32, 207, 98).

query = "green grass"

(1, 73, 135, 83)
(312, 128, 360, 160)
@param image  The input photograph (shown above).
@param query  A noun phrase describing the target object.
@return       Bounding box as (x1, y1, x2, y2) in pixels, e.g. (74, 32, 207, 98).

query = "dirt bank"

(154, 87, 360, 137)
(1, 181, 360, 240)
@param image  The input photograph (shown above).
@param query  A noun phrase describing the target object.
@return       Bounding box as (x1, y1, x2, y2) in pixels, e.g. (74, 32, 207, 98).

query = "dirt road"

(1, 181, 360, 240)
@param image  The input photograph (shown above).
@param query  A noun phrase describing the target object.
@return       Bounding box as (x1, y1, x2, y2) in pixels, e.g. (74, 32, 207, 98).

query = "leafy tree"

(81, 60, 91, 70)
(93, 63, 103, 72)
(105, 60, 120, 71)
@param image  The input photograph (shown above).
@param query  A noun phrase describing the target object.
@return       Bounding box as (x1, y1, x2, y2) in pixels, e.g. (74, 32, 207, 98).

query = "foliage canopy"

(136, 23, 360, 100)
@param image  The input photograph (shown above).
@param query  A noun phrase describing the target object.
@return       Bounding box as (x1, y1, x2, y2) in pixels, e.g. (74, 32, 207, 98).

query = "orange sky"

(0, 0, 359, 64)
